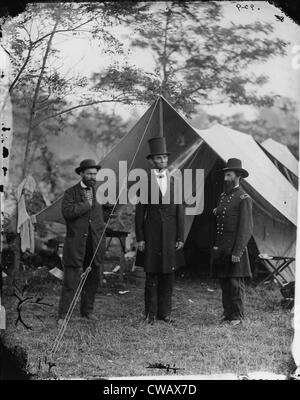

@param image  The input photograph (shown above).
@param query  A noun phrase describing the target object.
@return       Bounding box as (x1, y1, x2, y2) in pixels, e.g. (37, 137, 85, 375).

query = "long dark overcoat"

(211, 185, 253, 278)
(135, 171, 184, 273)
(62, 182, 106, 268)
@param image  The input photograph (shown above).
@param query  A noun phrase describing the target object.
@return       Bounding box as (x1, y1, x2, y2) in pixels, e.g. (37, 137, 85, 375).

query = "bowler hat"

(75, 159, 101, 175)
(146, 137, 171, 160)
(219, 158, 249, 178)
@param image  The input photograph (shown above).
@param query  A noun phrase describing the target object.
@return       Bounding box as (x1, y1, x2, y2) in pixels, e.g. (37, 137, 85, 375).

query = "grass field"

(2, 270, 296, 379)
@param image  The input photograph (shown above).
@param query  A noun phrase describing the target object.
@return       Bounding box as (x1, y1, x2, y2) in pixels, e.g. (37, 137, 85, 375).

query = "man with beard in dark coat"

(135, 137, 184, 325)
(211, 158, 253, 326)
(57, 159, 107, 325)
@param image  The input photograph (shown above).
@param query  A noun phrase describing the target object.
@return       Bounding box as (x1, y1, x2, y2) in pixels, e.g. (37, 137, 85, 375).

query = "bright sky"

(29, 1, 300, 121)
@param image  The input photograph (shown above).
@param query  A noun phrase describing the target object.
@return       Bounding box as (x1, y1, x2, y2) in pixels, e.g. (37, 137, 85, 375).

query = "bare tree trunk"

(13, 17, 60, 276)
(22, 18, 60, 180)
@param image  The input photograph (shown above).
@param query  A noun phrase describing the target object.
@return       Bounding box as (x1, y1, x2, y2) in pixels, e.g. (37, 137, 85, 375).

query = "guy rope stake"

(47, 96, 161, 363)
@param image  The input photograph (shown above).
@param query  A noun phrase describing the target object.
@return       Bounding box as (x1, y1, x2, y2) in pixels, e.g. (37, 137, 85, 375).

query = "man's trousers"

(58, 232, 100, 318)
(145, 272, 174, 319)
(220, 277, 245, 320)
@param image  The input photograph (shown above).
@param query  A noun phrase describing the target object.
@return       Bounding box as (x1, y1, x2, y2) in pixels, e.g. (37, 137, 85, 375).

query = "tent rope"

(47, 96, 161, 363)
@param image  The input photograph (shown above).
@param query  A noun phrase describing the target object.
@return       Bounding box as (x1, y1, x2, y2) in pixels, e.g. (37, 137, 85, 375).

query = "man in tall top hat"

(135, 137, 184, 324)
(57, 159, 107, 325)
(211, 158, 253, 326)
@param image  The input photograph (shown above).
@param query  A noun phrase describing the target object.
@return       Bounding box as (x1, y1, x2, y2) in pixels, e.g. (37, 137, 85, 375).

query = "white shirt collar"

(80, 181, 88, 188)
(233, 184, 240, 189)
(154, 169, 167, 176)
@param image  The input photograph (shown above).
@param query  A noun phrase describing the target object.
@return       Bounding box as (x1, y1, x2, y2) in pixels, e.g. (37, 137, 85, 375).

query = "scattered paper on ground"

(112, 265, 120, 273)
(49, 267, 63, 280)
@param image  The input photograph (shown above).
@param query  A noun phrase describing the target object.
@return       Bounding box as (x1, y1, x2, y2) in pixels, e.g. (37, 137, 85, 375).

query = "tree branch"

(22, 25, 33, 42)
(22, 17, 60, 179)
(32, 15, 100, 46)
(9, 44, 34, 93)
(32, 97, 134, 128)
(9, 11, 103, 93)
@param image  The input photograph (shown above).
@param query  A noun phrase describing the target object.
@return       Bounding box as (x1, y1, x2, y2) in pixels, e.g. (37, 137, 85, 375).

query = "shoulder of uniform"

(240, 193, 250, 200)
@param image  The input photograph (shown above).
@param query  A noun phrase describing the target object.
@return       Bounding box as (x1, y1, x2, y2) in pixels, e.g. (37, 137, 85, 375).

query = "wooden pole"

(159, 96, 164, 137)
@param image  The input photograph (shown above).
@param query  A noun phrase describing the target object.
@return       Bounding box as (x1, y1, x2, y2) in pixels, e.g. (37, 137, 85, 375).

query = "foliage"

(123, 1, 288, 116)
(209, 97, 299, 158)
(2, 2, 151, 181)
(4, 1, 292, 186)
(71, 109, 130, 160)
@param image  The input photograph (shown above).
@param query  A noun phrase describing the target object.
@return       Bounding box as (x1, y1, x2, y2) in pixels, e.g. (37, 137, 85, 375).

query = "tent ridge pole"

(159, 95, 164, 137)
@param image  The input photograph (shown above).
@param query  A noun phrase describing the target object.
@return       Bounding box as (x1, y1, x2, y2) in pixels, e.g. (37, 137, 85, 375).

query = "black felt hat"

(75, 159, 101, 175)
(219, 158, 249, 178)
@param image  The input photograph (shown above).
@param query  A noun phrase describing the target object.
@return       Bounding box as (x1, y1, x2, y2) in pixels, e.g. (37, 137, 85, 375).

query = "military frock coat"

(211, 186, 253, 278)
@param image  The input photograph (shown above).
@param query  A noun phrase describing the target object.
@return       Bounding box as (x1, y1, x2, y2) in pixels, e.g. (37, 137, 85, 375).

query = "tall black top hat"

(219, 158, 249, 178)
(146, 137, 171, 160)
(75, 159, 101, 175)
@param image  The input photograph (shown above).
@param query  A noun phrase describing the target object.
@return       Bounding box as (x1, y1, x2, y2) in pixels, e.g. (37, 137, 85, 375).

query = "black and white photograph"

(0, 0, 299, 382)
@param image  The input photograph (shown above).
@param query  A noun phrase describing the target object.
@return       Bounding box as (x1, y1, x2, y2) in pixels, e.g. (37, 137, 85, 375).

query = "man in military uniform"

(58, 159, 107, 325)
(135, 137, 184, 324)
(212, 158, 253, 326)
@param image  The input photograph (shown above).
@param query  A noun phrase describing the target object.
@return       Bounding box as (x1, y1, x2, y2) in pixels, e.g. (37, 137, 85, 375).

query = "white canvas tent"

(193, 124, 297, 282)
(34, 96, 297, 283)
(261, 138, 298, 177)
(260, 138, 298, 189)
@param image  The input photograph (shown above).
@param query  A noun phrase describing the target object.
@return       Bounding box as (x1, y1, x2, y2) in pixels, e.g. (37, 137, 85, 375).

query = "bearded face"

(80, 168, 98, 187)
(223, 171, 240, 193)
(151, 154, 168, 171)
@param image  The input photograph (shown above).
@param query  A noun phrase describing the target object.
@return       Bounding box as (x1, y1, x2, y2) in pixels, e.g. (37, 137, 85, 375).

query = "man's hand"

(81, 266, 92, 279)
(232, 255, 240, 263)
(137, 241, 146, 252)
(176, 241, 184, 250)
